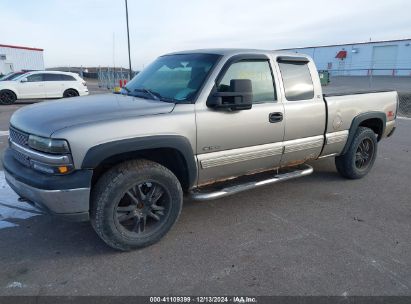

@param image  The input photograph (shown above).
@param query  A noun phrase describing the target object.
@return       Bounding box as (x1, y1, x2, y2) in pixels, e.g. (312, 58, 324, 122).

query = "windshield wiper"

(132, 88, 178, 103)
(134, 88, 161, 101)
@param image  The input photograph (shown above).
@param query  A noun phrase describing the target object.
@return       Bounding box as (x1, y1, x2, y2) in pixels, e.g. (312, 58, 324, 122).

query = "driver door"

(195, 55, 285, 186)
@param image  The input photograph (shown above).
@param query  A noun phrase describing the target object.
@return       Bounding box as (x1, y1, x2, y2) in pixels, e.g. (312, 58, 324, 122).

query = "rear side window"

(60, 74, 76, 81)
(278, 61, 314, 101)
(44, 73, 62, 81)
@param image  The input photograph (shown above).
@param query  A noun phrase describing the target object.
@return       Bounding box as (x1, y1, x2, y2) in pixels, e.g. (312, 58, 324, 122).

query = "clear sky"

(1, 0, 410, 70)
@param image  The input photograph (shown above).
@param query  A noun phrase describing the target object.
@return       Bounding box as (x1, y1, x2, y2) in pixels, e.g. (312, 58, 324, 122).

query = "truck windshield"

(122, 53, 221, 103)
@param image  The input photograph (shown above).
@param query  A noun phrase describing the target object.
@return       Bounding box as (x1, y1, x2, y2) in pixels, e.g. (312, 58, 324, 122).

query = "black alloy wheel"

(114, 181, 170, 237)
(335, 127, 378, 179)
(355, 138, 375, 170)
(63, 89, 79, 98)
(0, 90, 17, 105)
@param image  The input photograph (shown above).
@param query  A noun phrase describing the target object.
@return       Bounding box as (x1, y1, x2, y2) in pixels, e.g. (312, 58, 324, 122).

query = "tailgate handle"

(269, 112, 283, 123)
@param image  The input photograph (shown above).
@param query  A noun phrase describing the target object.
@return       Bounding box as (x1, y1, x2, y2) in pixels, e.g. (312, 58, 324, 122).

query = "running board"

(190, 164, 313, 201)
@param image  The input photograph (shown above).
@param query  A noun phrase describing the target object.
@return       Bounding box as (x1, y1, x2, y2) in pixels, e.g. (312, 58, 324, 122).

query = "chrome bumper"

(5, 169, 90, 218)
(383, 120, 396, 138)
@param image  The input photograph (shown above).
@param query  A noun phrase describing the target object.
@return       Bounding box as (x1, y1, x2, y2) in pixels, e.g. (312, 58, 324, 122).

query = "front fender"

(81, 135, 197, 188)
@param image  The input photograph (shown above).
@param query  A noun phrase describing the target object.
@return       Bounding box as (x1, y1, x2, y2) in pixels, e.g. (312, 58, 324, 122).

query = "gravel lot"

(0, 77, 410, 296)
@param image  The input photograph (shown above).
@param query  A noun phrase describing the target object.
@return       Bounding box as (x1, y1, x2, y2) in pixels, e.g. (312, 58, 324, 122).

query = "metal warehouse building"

(0, 44, 44, 76)
(280, 38, 411, 76)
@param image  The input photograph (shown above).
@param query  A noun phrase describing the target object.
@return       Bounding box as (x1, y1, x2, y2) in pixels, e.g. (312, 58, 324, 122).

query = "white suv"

(0, 71, 89, 105)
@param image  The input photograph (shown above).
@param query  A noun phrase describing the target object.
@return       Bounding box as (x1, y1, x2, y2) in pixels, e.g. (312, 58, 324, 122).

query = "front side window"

(124, 53, 221, 102)
(9, 73, 26, 80)
(278, 61, 314, 101)
(218, 60, 276, 103)
(27, 74, 43, 82)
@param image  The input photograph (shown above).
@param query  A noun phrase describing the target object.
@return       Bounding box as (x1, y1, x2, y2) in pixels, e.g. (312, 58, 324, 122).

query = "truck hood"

(10, 94, 176, 137)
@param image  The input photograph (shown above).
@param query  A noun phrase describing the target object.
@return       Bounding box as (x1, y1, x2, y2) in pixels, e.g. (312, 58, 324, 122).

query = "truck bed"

(318, 90, 398, 158)
(324, 90, 398, 135)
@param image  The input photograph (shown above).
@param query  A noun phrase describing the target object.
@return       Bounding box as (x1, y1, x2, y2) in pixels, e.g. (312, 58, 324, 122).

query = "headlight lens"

(28, 135, 70, 154)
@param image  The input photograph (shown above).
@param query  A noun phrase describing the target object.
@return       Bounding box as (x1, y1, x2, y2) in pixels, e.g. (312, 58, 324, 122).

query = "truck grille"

(9, 127, 31, 168)
(11, 149, 31, 168)
(9, 127, 29, 147)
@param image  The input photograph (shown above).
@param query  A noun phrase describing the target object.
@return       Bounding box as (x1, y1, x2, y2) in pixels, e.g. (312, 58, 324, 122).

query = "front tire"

(91, 159, 183, 251)
(0, 90, 17, 105)
(335, 127, 378, 179)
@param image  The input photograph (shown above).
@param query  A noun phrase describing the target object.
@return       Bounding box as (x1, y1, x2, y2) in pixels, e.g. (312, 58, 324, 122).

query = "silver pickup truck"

(3, 49, 398, 250)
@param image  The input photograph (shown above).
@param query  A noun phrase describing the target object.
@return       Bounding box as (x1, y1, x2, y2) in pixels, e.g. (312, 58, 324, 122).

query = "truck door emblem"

(203, 146, 221, 151)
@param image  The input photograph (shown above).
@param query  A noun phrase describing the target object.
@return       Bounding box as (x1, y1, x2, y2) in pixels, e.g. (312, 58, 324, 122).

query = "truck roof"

(166, 48, 310, 59)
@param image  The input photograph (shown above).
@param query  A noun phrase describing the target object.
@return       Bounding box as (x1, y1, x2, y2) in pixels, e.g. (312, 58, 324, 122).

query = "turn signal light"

(58, 166, 69, 174)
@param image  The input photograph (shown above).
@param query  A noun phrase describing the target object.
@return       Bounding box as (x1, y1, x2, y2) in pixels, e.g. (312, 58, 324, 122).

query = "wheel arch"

(0, 88, 18, 99)
(63, 88, 79, 96)
(82, 135, 197, 191)
(341, 111, 386, 155)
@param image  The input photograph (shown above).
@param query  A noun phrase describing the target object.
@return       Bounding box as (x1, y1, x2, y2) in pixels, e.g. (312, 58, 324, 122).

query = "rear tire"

(90, 159, 183, 251)
(0, 90, 17, 105)
(335, 127, 377, 179)
(63, 89, 79, 98)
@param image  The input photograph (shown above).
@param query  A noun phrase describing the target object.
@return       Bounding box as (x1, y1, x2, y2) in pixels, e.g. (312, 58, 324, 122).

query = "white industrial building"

(0, 44, 44, 76)
(280, 38, 411, 76)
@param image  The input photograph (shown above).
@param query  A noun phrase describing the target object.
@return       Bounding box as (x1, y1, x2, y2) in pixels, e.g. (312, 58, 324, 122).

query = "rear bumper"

(387, 126, 396, 137)
(3, 148, 92, 221)
(383, 120, 396, 138)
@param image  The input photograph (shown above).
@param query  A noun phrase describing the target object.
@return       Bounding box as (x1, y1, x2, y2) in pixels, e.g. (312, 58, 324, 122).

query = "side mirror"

(207, 79, 253, 111)
(20, 78, 28, 83)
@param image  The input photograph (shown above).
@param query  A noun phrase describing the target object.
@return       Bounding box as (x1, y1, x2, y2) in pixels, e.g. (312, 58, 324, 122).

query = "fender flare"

(81, 135, 197, 188)
(341, 111, 386, 155)
(63, 88, 79, 96)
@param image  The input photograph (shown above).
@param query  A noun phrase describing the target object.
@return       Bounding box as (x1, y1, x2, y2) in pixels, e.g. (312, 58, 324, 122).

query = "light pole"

(125, 0, 132, 80)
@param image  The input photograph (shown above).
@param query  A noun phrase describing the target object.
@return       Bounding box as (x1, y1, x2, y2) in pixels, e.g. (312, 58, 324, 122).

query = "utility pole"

(125, 0, 132, 80)
(113, 32, 116, 88)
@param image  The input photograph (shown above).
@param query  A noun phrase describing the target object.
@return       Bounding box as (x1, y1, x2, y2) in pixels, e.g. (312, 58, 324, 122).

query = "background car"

(0, 71, 89, 105)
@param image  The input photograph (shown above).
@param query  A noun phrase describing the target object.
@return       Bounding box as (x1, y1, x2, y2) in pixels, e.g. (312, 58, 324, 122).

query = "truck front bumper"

(3, 148, 92, 221)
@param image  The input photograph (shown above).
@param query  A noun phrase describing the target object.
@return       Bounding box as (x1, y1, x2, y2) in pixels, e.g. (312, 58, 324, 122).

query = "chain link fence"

(398, 92, 411, 118)
(321, 70, 411, 118)
(98, 67, 131, 90)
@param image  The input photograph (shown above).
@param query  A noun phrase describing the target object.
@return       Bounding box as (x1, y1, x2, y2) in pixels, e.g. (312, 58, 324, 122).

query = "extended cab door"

(274, 56, 326, 167)
(18, 73, 46, 99)
(195, 54, 285, 185)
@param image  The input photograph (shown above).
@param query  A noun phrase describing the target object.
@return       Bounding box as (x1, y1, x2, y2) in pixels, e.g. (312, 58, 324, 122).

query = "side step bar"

(190, 164, 313, 201)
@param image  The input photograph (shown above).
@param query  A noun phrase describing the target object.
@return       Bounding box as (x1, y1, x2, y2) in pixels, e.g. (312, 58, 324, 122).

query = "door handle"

(269, 112, 283, 123)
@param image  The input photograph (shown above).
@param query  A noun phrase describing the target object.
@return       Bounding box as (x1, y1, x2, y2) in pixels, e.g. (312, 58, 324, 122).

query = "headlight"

(28, 135, 70, 154)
